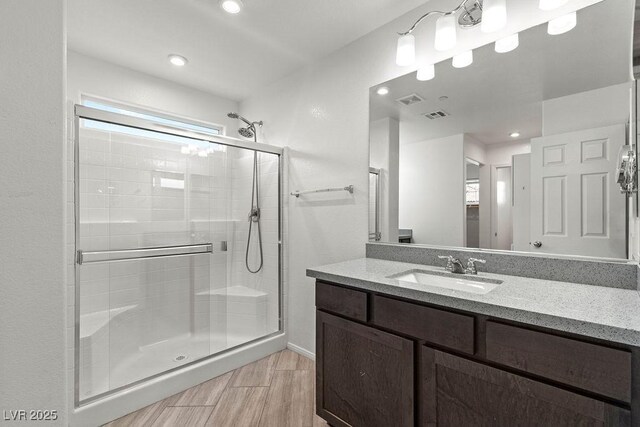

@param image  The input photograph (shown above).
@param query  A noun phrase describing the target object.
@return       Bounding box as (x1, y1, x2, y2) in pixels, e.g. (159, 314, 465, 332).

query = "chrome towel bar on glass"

(77, 243, 214, 265)
(290, 185, 354, 198)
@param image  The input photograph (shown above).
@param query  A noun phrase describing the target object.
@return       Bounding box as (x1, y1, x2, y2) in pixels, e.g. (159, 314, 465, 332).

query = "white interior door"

(491, 166, 513, 250)
(512, 154, 531, 252)
(530, 124, 626, 258)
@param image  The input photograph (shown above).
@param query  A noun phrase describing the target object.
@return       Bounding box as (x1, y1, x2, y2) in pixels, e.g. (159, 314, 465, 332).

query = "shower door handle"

(77, 243, 213, 265)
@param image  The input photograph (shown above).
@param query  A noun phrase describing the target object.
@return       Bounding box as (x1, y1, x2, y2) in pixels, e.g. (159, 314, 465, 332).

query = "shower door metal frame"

(73, 104, 284, 407)
(369, 167, 381, 241)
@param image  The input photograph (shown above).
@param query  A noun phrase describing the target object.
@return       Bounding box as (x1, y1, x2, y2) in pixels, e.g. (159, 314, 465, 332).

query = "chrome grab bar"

(77, 243, 214, 265)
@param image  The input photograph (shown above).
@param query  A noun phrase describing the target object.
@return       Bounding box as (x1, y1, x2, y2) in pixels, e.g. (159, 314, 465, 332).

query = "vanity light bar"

(403, 4, 578, 82)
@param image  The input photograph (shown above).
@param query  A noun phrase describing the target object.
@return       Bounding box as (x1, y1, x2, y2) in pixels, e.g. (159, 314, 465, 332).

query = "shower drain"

(173, 354, 189, 362)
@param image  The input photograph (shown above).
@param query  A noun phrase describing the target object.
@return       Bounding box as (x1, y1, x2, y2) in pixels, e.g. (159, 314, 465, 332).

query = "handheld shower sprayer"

(227, 112, 265, 274)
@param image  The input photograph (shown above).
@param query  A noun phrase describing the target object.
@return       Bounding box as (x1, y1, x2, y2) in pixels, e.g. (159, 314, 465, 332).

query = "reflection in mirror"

(369, 168, 381, 241)
(369, 0, 635, 259)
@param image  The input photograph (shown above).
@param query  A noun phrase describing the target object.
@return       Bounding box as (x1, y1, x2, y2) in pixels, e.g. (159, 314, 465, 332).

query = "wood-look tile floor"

(104, 350, 329, 427)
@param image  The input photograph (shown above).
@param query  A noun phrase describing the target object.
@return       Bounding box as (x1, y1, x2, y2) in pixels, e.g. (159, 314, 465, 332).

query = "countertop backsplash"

(366, 243, 639, 290)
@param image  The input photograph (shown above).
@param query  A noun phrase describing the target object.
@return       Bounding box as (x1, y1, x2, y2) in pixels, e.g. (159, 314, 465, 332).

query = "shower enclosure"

(73, 105, 282, 404)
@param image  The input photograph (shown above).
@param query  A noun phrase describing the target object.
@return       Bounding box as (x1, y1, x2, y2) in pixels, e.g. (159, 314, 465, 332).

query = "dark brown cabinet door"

(316, 311, 414, 427)
(420, 346, 630, 427)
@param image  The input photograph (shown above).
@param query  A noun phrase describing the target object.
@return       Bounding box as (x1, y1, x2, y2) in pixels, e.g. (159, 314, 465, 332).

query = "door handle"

(533, 241, 542, 248)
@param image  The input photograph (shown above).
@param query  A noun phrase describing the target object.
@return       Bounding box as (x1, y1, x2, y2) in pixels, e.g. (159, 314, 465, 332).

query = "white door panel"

(512, 154, 531, 252)
(530, 124, 626, 258)
(491, 166, 512, 251)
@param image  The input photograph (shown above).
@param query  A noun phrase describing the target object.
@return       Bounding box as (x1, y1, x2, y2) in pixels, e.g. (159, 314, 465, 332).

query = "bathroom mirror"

(369, 0, 635, 259)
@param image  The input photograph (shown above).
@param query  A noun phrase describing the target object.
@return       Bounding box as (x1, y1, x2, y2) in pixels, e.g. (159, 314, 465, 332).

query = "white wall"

(400, 135, 465, 246)
(68, 51, 239, 135)
(485, 140, 531, 165)
(543, 82, 632, 136)
(239, 0, 600, 355)
(0, 0, 67, 424)
(463, 135, 488, 166)
(369, 117, 399, 242)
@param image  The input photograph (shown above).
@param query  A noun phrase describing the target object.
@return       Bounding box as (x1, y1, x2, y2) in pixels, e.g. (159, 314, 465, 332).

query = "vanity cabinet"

(315, 280, 637, 427)
(485, 321, 632, 403)
(316, 310, 414, 427)
(372, 295, 475, 354)
(421, 347, 631, 426)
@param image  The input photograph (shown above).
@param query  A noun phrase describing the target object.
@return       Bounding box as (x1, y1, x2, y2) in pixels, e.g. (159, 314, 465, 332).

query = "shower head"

(228, 112, 263, 141)
(238, 127, 255, 139)
(227, 112, 252, 126)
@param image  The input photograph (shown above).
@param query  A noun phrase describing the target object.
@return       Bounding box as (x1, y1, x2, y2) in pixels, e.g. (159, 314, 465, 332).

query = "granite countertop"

(307, 258, 640, 347)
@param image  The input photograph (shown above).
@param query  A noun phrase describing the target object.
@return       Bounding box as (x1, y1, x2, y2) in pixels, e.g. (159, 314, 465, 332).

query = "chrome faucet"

(438, 255, 486, 275)
(438, 255, 466, 274)
(465, 258, 486, 275)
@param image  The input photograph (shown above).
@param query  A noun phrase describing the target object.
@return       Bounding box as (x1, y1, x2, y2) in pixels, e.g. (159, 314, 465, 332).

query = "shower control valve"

(248, 207, 261, 222)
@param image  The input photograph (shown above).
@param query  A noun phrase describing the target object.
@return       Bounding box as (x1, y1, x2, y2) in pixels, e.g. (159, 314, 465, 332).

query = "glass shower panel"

(77, 254, 211, 400)
(77, 121, 222, 400)
(210, 147, 280, 352)
(77, 110, 281, 404)
(369, 170, 380, 241)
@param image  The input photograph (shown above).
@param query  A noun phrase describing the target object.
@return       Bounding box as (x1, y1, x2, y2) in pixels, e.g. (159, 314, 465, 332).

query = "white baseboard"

(287, 342, 315, 361)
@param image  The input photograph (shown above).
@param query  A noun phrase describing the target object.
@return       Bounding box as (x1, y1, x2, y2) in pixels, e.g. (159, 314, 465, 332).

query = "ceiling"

(369, 0, 633, 145)
(67, 0, 429, 101)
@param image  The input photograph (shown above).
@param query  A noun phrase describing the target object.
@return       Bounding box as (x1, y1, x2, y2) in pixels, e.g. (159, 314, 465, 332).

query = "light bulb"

(376, 87, 390, 96)
(168, 54, 188, 66)
(435, 14, 457, 51)
(539, 0, 568, 11)
(416, 64, 435, 81)
(495, 33, 519, 53)
(396, 34, 416, 66)
(481, 0, 507, 33)
(452, 50, 473, 68)
(547, 11, 576, 35)
(220, 0, 243, 14)
(510, 132, 521, 138)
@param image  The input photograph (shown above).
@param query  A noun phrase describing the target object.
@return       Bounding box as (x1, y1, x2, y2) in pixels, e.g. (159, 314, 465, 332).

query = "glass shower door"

(77, 117, 222, 401)
(76, 105, 282, 404)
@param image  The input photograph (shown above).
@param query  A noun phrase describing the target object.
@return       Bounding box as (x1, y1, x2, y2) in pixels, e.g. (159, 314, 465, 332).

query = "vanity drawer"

(315, 281, 368, 322)
(485, 321, 632, 402)
(372, 295, 474, 354)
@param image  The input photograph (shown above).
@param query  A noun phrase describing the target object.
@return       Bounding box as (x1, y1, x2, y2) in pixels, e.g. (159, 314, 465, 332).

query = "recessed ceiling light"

(510, 132, 521, 138)
(168, 54, 188, 67)
(376, 87, 390, 96)
(220, 0, 243, 14)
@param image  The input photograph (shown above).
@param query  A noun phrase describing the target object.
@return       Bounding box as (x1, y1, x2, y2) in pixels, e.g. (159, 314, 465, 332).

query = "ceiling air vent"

(424, 110, 450, 120)
(395, 93, 424, 106)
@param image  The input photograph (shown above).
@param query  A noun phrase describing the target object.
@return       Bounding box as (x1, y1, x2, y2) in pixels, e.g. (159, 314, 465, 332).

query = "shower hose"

(246, 150, 264, 273)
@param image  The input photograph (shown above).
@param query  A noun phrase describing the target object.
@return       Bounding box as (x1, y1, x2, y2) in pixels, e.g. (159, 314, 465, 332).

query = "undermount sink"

(388, 269, 502, 295)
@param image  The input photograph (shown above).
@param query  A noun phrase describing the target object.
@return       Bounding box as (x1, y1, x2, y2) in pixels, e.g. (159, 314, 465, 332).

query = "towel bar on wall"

(290, 185, 354, 198)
